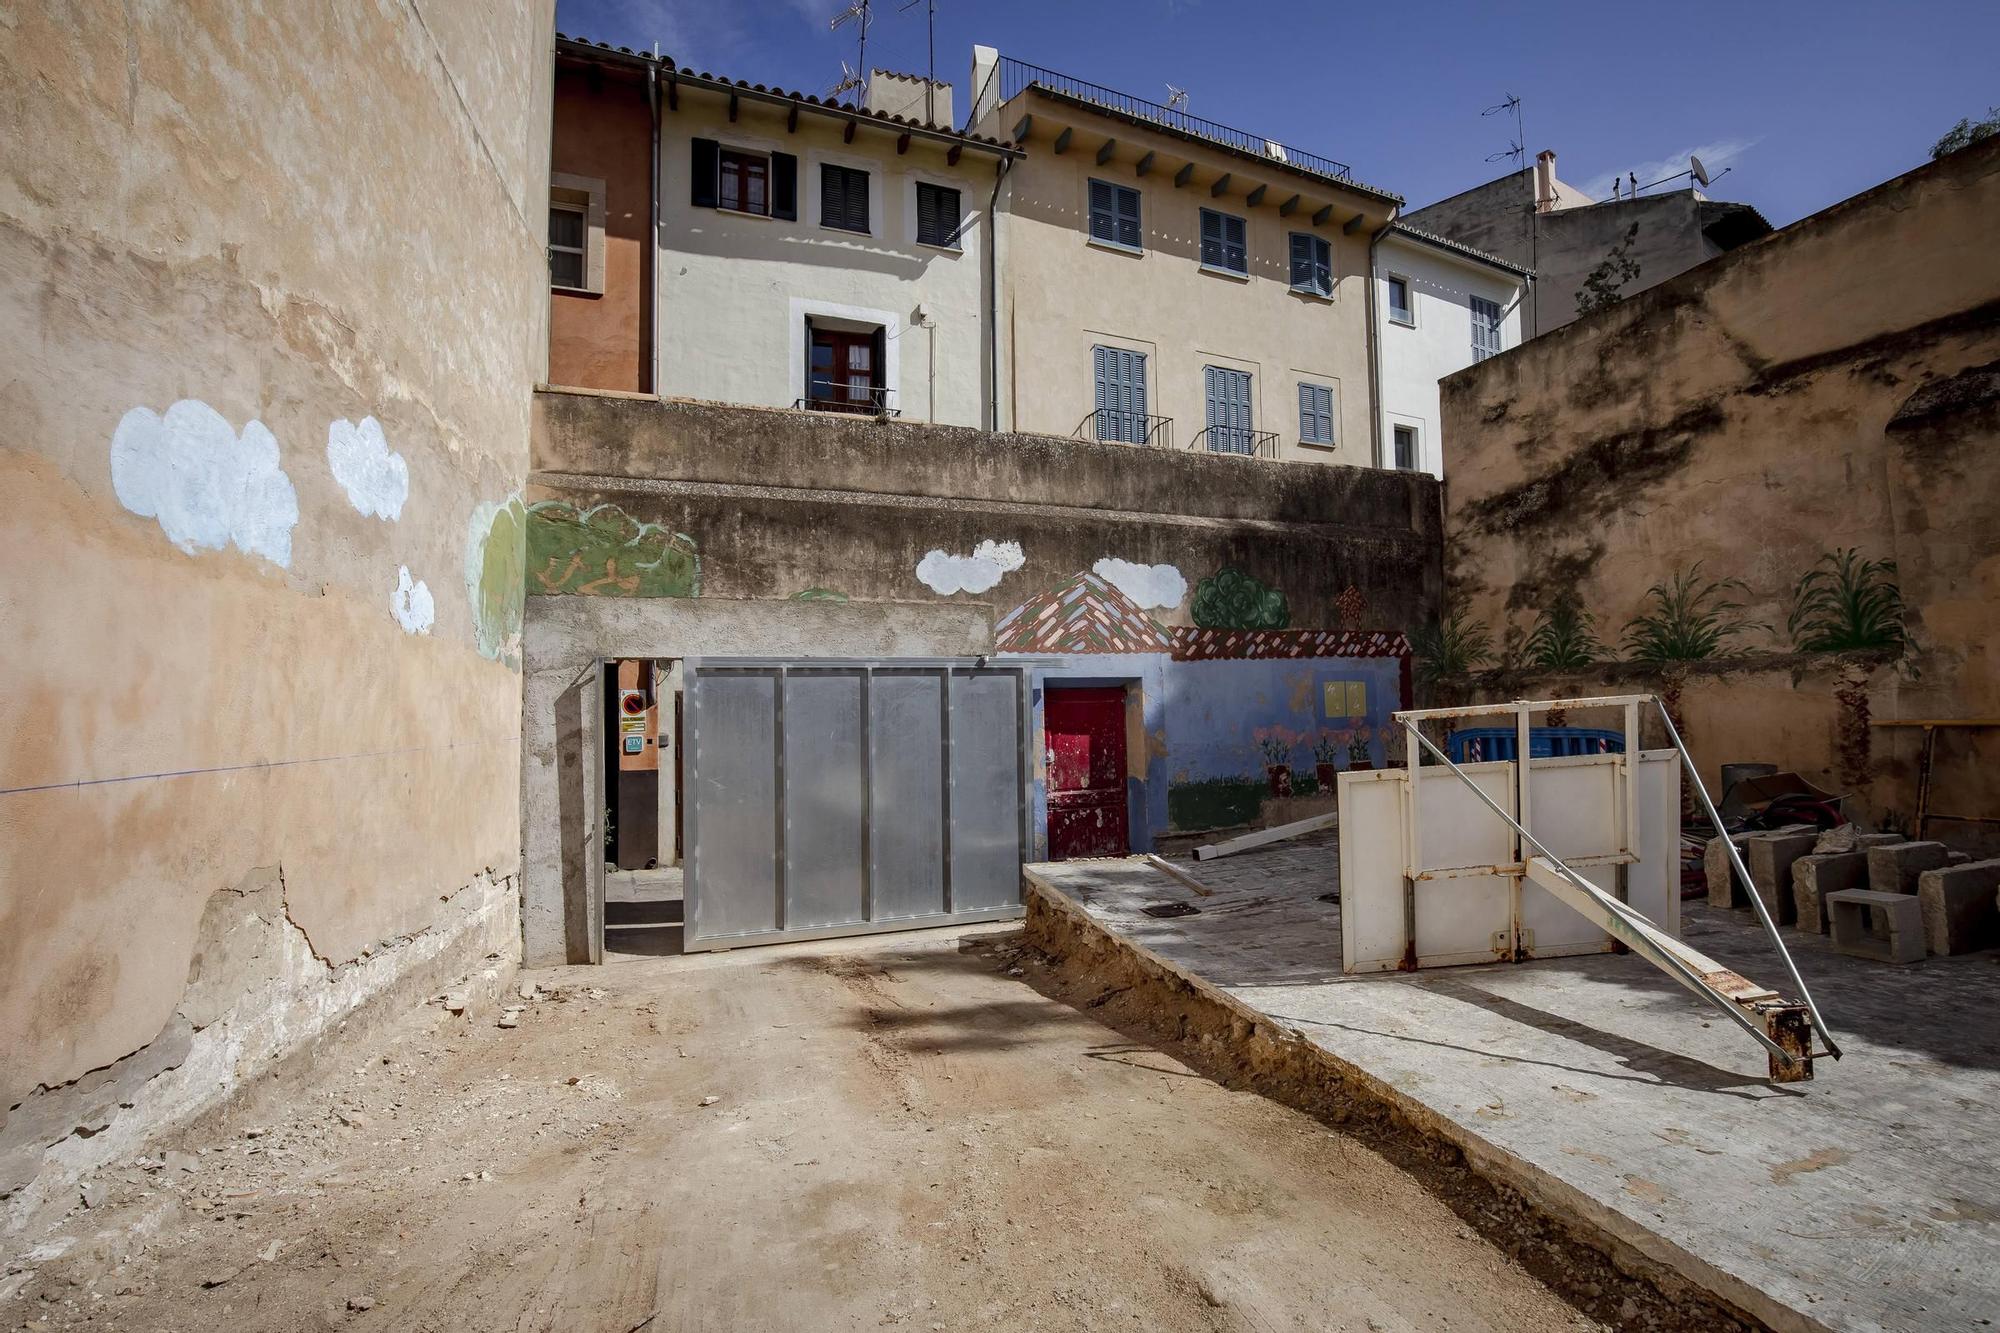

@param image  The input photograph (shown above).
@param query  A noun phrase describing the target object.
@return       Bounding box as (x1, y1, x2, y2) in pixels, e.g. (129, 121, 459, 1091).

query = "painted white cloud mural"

(110, 399, 299, 567)
(326, 415, 409, 520)
(391, 566, 436, 634)
(916, 539, 1025, 595)
(1094, 557, 1186, 610)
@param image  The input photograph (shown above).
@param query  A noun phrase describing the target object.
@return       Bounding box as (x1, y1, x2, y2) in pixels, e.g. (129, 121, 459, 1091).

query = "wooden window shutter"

(690, 138, 719, 208)
(770, 152, 798, 220)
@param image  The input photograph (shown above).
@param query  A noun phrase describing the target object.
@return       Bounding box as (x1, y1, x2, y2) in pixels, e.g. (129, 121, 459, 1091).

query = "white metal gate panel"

(682, 658, 1030, 951)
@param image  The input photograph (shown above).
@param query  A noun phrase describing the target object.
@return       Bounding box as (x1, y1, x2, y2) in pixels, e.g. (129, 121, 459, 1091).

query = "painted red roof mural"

(1169, 627, 1410, 661)
(994, 573, 1172, 654)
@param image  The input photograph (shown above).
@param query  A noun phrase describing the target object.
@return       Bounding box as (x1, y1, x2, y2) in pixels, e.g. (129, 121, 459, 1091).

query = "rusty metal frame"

(1869, 718, 2000, 840)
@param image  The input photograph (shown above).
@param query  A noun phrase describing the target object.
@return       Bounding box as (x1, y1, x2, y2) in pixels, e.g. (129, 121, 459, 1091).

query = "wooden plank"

(1144, 854, 1213, 897)
(1194, 811, 1339, 861)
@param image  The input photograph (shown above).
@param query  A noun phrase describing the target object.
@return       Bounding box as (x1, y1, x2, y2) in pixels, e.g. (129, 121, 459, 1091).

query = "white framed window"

(1392, 423, 1419, 471)
(548, 173, 605, 294)
(1289, 233, 1332, 297)
(1387, 274, 1414, 325)
(1471, 295, 1504, 361)
(916, 180, 963, 249)
(1200, 208, 1248, 275)
(820, 162, 871, 234)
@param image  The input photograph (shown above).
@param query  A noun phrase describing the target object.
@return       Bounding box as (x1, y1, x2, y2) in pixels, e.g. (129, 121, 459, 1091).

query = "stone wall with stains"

(528, 388, 1444, 632)
(0, 2, 554, 1229)
(1439, 137, 2000, 833)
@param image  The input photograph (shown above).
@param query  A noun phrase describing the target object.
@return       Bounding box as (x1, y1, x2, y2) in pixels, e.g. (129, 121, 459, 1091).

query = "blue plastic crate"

(1444, 726, 1625, 764)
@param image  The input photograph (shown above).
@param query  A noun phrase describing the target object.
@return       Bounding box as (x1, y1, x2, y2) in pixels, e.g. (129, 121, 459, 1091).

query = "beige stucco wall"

(1440, 137, 2000, 831)
(987, 94, 1393, 466)
(1, 0, 552, 1222)
(656, 87, 1001, 427)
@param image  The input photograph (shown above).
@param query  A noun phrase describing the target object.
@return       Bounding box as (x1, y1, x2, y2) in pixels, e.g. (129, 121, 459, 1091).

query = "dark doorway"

(1046, 686, 1130, 860)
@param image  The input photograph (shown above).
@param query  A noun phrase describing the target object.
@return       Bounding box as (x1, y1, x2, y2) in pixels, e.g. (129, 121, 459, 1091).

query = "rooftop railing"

(999, 57, 1353, 183)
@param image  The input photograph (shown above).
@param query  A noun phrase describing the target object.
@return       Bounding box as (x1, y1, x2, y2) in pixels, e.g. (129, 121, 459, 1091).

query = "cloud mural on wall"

(916, 539, 1025, 595)
(391, 566, 436, 634)
(326, 416, 410, 520)
(110, 399, 299, 567)
(1092, 557, 1186, 611)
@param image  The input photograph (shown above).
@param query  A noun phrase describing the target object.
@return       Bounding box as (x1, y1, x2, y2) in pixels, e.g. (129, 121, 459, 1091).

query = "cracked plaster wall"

(1, 0, 554, 1232)
(1438, 138, 2000, 828)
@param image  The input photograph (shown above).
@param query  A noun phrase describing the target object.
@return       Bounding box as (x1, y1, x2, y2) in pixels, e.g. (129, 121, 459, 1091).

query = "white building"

(1372, 223, 1529, 477)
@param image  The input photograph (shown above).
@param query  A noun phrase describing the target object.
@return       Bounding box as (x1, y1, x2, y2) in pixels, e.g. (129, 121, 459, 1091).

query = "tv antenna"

(830, 0, 872, 102)
(828, 59, 863, 99)
(1482, 93, 1524, 169)
(897, 0, 940, 123)
(1625, 154, 1732, 200)
(1165, 84, 1189, 112)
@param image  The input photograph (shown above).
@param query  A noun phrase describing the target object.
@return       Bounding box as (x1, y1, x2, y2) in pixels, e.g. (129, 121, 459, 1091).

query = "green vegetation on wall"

(1524, 598, 1604, 669)
(1412, 611, 1494, 688)
(1620, 562, 1758, 664)
(526, 500, 698, 598)
(1190, 567, 1289, 630)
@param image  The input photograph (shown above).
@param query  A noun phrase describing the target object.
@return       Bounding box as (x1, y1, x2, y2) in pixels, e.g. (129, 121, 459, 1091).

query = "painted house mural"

(996, 571, 1410, 859)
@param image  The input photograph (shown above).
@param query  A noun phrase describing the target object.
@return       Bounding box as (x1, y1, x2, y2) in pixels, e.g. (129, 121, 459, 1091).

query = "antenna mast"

(830, 0, 873, 102)
(897, 0, 940, 124)
(1481, 94, 1524, 170)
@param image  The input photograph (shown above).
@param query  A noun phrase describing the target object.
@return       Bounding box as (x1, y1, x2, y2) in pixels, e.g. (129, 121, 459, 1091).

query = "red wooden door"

(1045, 687, 1129, 860)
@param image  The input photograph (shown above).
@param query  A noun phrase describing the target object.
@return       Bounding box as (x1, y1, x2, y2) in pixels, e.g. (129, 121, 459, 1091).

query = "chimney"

(863, 70, 953, 129)
(1534, 149, 1558, 213)
(967, 45, 1001, 131)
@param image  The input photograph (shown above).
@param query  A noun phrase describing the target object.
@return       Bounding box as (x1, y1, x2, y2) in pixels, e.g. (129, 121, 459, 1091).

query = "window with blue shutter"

(1289, 232, 1332, 296)
(1200, 209, 1247, 274)
(1092, 346, 1149, 443)
(1088, 179, 1142, 249)
(1470, 296, 1504, 361)
(1297, 382, 1334, 444)
(1203, 366, 1254, 453)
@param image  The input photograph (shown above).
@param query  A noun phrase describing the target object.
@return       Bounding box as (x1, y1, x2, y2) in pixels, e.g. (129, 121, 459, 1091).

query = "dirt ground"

(2, 927, 1603, 1333)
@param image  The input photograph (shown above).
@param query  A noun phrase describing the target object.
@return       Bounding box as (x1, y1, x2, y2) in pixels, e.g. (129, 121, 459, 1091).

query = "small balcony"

(1075, 408, 1174, 449)
(796, 385, 900, 419)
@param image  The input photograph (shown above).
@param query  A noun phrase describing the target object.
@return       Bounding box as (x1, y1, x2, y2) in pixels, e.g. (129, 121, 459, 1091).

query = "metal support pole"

(1649, 699, 1841, 1060)
(1399, 719, 1800, 1067)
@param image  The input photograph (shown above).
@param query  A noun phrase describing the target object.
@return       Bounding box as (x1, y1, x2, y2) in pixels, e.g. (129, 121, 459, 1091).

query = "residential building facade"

(1373, 224, 1529, 478)
(1403, 149, 1770, 337)
(549, 36, 1018, 426)
(968, 50, 1401, 465)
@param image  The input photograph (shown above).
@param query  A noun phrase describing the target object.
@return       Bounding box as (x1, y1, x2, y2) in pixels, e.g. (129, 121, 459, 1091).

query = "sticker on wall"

(915, 538, 1025, 595)
(464, 496, 526, 663)
(1092, 558, 1186, 611)
(391, 566, 436, 634)
(110, 399, 299, 567)
(326, 416, 410, 520)
(525, 500, 699, 598)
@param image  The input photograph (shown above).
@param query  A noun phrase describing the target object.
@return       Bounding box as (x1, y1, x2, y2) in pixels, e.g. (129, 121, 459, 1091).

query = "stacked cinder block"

(1917, 859, 2000, 956)
(1792, 831, 1903, 934)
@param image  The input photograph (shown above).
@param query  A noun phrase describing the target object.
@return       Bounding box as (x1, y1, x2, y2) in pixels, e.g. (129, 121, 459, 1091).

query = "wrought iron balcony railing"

(796, 386, 900, 418)
(1074, 408, 1174, 449)
(998, 57, 1354, 183)
(1190, 425, 1279, 459)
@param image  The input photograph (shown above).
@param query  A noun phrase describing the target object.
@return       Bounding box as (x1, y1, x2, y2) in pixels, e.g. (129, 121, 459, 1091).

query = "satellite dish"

(1690, 155, 1710, 187)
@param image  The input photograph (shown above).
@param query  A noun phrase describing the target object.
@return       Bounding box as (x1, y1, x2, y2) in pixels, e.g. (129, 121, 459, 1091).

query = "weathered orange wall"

(549, 60, 653, 393)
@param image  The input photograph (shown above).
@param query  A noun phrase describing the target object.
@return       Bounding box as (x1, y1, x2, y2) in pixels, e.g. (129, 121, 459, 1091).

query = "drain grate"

(1142, 901, 1201, 919)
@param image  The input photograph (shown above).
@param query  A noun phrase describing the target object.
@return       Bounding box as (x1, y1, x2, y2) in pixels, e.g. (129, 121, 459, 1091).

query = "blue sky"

(556, 0, 1997, 227)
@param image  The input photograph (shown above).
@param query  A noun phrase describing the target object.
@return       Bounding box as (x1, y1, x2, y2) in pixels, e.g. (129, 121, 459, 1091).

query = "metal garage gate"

(682, 658, 1032, 951)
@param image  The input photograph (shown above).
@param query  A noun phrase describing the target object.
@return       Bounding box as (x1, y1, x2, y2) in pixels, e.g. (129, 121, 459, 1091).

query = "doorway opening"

(602, 658, 684, 956)
(1045, 685, 1131, 860)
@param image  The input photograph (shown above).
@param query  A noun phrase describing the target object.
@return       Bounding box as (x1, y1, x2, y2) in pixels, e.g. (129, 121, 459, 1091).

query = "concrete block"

(1867, 840, 1951, 894)
(1948, 850, 1972, 866)
(1812, 825, 1902, 855)
(1705, 832, 1755, 909)
(1917, 860, 2000, 956)
(1827, 889, 1926, 964)
(1747, 831, 1818, 925)
(1793, 852, 1868, 934)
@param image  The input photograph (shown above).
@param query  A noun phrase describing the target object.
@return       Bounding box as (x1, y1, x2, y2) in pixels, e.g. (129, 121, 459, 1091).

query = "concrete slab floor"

(1026, 836, 2000, 1333)
(0, 922, 1599, 1333)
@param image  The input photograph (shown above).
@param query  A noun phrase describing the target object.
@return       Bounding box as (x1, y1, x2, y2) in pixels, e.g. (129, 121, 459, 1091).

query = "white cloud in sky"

(1575, 139, 1758, 204)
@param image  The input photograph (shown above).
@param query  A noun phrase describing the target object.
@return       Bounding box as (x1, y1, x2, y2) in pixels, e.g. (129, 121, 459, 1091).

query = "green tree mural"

(1190, 567, 1289, 630)
(524, 501, 698, 598)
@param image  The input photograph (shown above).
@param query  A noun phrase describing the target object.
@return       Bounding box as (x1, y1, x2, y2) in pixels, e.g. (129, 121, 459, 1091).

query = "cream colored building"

(969, 50, 1401, 465)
